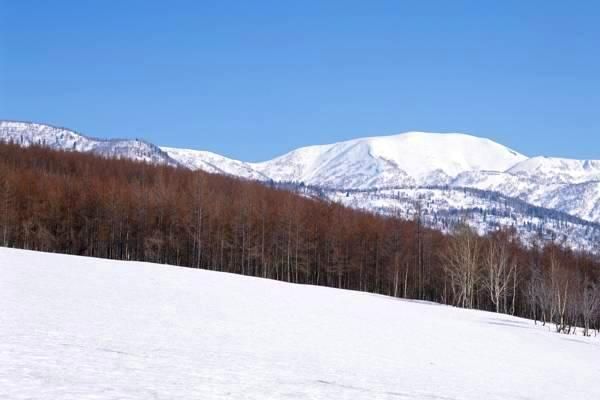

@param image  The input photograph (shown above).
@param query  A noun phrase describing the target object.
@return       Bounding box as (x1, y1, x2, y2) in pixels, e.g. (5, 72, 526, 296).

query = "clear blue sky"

(0, 1, 598, 161)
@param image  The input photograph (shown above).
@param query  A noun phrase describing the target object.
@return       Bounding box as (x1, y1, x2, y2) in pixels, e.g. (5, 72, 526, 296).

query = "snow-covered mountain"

(508, 156, 600, 184)
(250, 132, 527, 188)
(242, 132, 600, 226)
(2, 120, 600, 251)
(160, 146, 269, 181)
(3, 247, 599, 399)
(163, 131, 600, 226)
(320, 185, 600, 253)
(450, 168, 600, 223)
(0, 121, 179, 167)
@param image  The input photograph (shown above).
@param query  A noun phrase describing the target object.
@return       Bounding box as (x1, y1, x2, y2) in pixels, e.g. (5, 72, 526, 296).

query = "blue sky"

(0, 1, 598, 161)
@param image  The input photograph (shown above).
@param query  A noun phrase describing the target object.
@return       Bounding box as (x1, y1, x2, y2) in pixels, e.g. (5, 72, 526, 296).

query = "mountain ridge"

(0, 120, 179, 167)
(2, 120, 599, 251)
(248, 131, 528, 188)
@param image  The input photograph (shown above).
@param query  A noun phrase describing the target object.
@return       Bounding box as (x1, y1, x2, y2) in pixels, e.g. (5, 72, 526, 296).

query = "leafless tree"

(483, 238, 517, 313)
(442, 224, 481, 309)
(548, 252, 570, 333)
(580, 277, 600, 336)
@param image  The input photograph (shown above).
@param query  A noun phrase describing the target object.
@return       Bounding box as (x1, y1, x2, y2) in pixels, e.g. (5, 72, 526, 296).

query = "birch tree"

(483, 239, 516, 313)
(442, 224, 481, 309)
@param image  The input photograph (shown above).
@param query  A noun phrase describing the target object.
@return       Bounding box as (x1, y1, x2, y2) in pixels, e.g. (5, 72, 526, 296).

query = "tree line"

(0, 142, 599, 335)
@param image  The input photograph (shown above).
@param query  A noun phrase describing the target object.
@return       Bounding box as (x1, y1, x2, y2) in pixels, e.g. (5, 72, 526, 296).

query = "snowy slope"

(161, 146, 269, 181)
(251, 132, 527, 187)
(0, 121, 178, 167)
(323, 186, 600, 253)
(508, 156, 600, 184)
(451, 170, 600, 222)
(1, 247, 599, 400)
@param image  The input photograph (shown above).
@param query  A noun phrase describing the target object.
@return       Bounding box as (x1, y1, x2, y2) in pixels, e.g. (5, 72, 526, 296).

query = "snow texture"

(1, 247, 599, 400)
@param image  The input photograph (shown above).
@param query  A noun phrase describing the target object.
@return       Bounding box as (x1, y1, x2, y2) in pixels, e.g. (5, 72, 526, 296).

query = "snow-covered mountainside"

(319, 186, 600, 253)
(169, 130, 600, 228)
(2, 247, 599, 400)
(251, 132, 527, 187)
(0, 121, 178, 167)
(248, 133, 600, 225)
(2, 120, 600, 251)
(451, 170, 600, 223)
(508, 156, 600, 184)
(161, 146, 269, 181)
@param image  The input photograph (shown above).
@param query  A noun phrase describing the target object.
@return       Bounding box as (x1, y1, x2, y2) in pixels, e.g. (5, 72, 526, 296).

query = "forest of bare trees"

(0, 142, 599, 334)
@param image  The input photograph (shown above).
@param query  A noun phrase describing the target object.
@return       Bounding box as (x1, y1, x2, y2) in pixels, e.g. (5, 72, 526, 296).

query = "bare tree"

(580, 277, 600, 336)
(483, 238, 516, 313)
(523, 264, 542, 324)
(442, 224, 481, 309)
(0, 167, 15, 246)
(548, 252, 570, 333)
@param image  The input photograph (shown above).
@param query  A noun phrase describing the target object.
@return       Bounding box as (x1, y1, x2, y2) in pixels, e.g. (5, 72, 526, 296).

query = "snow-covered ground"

(1, 247, 599, 399)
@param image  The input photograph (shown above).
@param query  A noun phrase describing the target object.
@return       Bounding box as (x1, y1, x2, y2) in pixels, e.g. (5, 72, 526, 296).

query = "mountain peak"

(251, 131, 527, 188)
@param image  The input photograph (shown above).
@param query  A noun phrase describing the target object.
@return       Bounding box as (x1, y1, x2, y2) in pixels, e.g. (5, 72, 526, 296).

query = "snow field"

(1, 247, 599, 399)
